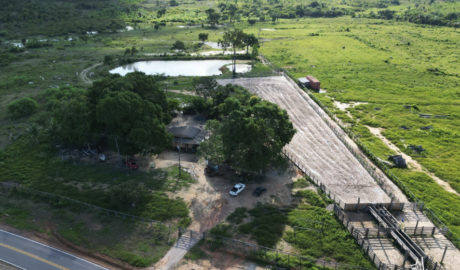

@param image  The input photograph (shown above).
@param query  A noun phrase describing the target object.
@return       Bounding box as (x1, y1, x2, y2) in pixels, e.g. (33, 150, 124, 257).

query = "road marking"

(0, 230, 107, 269)
(0, 242, 70, 270)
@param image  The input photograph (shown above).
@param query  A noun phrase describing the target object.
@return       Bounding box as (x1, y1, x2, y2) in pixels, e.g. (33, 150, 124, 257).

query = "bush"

(295, 190, 326, 207)
(7, 97, 40, 117)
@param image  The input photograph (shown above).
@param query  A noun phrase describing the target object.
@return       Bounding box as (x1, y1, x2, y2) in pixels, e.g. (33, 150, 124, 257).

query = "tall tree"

(198, 33, 209, 44)
(228, 4, 238, 23)
(192, 76, 218, 101)
(243, 33, 259, 53)
(220, 96, 296, 171)
(52, 96, 96, 146)
(197, 120, 225, 164)
(96, 91, 172, 156)
(205, 8, 221, 27)
(218, 29, 246, 74)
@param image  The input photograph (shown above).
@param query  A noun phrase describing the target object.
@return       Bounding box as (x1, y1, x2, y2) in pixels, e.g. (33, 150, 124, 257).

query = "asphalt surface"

(0, 230, 107, 270)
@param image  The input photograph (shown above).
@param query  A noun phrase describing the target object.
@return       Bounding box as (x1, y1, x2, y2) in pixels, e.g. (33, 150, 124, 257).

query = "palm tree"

(26, 123, 42, 144)
(46, 119, 61, 143)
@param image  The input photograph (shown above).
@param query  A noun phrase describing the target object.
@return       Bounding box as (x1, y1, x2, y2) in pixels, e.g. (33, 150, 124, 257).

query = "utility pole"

(115, 138, 124, 173)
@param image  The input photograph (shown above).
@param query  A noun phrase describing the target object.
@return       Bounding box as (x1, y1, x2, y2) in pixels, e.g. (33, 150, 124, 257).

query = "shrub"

(295, 190, 326, 207)
(7, 97, 40, 117)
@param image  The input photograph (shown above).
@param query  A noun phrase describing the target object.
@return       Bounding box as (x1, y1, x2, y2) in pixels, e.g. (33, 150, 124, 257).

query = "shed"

(298, 77, 310, 87)
(306, 75, 320, 90)
(389, 155, 407, 168)
(167, 126, 208, 152)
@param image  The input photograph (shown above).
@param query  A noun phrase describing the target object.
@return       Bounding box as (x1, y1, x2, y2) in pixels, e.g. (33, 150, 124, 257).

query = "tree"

(220, 96, 296, 171)
(170, 0, 179, 6)
(218, 29, 246, 74)
(131, 46, 138, 56)
(79, 35, 89, 44)
(172, 40, 185, 51)
(103, 55, 113, 65)
(205, 8, 221, 27)
(228, 4, 238, 23)
(197, 120, 225, 164)
(52, 96, 96, 146)
(124, 48, 131, 55)
(7, 97, 40, 117)
(26, 123, 42, 144)
(198, 33, 209, 44)
(96, 91, 172, 156)
(248, 19, 257, 26)
(243, 33, 259, 53)
(154, 24, 161, 31)
(251, 44, 259, 59)
(192, 76, 218, 101)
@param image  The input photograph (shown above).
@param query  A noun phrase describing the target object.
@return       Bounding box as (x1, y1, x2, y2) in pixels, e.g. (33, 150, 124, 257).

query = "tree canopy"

(198, 84, 296, 172)
(50, 72, 172, 156)
(218, 29, 246, 75)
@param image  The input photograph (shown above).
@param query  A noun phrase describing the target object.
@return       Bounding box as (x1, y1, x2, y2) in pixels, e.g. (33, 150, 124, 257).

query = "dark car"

(253, 187, 267, 196)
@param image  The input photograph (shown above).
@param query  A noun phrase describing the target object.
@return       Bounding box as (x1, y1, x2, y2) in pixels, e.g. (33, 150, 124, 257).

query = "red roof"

(306, 75, 319, 83)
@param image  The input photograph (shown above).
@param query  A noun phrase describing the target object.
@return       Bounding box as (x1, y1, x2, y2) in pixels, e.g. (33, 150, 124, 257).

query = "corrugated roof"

(167, 126, 200, 139)
(168, 126, 208, 145)
(298, 77, 310, 83)
(306, 75, 320, 83)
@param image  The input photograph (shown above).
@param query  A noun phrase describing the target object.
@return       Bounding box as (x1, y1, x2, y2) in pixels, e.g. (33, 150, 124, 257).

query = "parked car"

(126, 160, 139, 170)
(229, 183, 245, 196)
(253, 187, 267, 196)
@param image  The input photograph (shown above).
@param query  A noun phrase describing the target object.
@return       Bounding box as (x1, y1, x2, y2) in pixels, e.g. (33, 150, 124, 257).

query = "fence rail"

(260, 57, 460, 250)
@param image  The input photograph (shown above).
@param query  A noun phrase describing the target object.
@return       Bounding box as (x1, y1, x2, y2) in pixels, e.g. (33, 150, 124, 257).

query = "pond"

(109, 60, 251, 76)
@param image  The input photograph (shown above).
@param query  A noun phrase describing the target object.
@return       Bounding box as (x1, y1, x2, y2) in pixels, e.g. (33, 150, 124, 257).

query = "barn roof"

(167, 126, 208, 145)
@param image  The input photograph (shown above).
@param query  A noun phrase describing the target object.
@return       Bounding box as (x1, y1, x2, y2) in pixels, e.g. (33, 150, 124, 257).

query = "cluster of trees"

(193, 77, 296, 172)
(218, 29, 259, 74)
(0, 0, 125, 36)
(36, 72, 174, 157)
(367, 7, 460, 28)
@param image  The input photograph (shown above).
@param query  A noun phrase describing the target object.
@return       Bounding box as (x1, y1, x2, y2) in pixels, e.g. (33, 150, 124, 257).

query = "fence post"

(431, 227, 436, 236)
(356, 197, 360, 212)
(414, 220, 419, 235)
(441, 245, 448, 264)
(365, 228, 369, 239)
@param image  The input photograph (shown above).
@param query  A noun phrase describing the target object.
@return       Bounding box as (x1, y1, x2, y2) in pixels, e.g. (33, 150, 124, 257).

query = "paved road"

(0, 230, 107, 270)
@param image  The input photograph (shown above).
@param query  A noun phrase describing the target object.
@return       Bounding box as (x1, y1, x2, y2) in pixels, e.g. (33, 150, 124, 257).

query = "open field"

(218, 76, 399, 204)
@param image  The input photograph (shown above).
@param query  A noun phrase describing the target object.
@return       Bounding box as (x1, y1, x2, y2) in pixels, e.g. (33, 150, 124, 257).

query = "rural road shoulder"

(0, 229, 107, 270)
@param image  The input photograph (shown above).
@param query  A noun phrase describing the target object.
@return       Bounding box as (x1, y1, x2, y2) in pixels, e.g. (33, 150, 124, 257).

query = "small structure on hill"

(408, 145, 425, 153)
(389, 155, 407, 168)
(306, 75, 320, 90)
(297, 75, 320, 90)
(167, 126, 207, 152)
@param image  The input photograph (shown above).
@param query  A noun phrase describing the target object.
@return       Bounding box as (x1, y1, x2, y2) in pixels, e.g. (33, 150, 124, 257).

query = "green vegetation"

(208, 190, 373, 268)
(7, 97, 40, 117)
(0, 195, 173, 267)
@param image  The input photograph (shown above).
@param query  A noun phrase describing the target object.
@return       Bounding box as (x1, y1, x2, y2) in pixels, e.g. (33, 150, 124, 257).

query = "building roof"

(167, 126, 208, 145)
(298, 77, 310, 83)
(306, 75, 320, 83)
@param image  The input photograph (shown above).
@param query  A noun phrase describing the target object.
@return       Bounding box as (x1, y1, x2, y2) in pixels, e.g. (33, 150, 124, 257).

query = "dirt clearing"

(217, 76, 391, 204)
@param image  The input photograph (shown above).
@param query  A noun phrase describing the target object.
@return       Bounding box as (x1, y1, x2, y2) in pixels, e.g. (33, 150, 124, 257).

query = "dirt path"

(217, 77, 397, 204)
(366, 126, 460, 196)
(80, 63, 102, 84)
(151, 150, 298, 269)
(155, 236, 200, 270)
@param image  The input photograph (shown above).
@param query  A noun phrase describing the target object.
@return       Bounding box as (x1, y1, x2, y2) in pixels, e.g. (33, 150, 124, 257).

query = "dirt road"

(217, 76, 392, 204)
(80, 63, 102, 84)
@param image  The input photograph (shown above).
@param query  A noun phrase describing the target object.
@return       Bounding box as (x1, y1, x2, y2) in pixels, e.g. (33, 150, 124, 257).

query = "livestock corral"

(218, 76, 400, 205)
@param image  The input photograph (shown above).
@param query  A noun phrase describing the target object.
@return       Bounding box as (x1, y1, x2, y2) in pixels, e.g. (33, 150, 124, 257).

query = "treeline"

(0, 0, 125, 36)
(366, 8, 460, 28)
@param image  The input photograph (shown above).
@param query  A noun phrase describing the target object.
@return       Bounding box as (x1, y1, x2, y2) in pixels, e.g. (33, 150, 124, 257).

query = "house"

(306, 75, 320, 90)
(167, 126, 207, 152)
(298, 77, 310, 87)
(389, 155, 407, 168)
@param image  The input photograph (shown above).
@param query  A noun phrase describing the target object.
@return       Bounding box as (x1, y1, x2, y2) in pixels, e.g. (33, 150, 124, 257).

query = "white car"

(230, 183, 245, 196)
